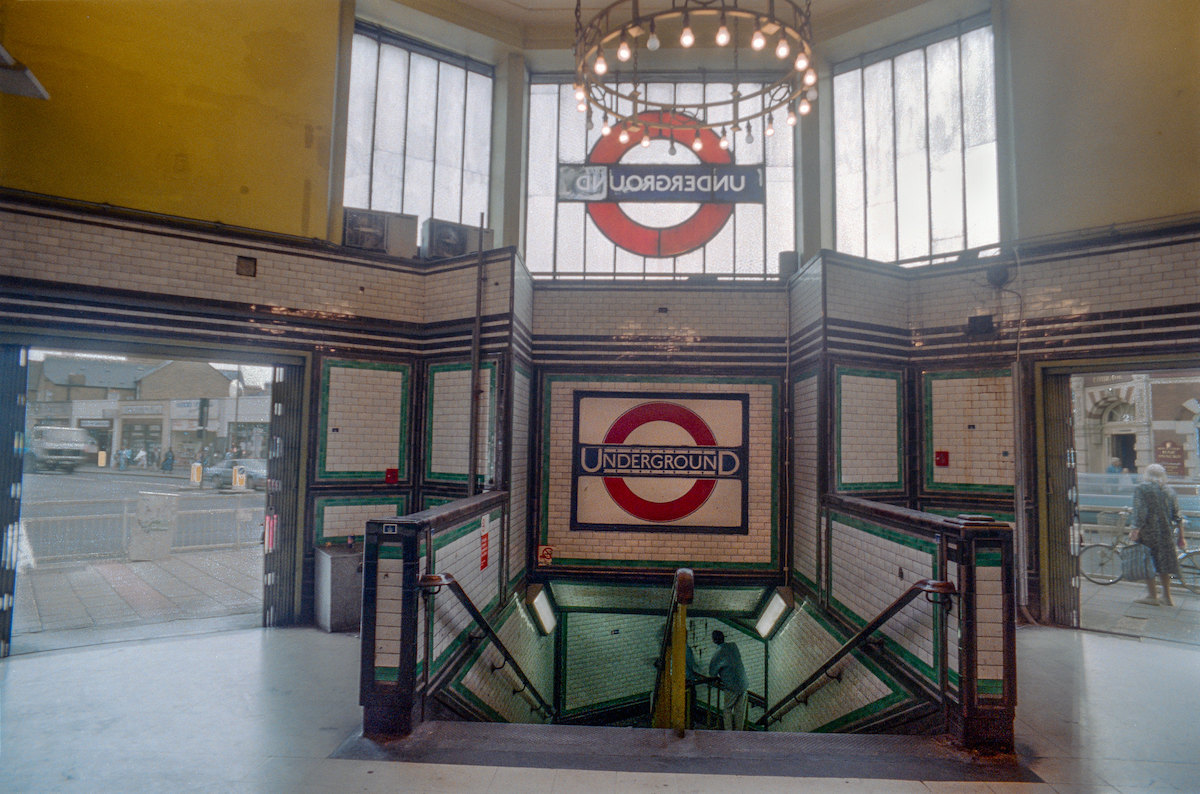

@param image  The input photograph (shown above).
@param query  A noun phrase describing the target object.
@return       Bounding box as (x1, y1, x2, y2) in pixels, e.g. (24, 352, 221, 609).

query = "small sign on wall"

(537, 545, 553, 566)
(480, 533, 489, 570)
(934, 450, 950, 467)
(571, 390, 749, 534)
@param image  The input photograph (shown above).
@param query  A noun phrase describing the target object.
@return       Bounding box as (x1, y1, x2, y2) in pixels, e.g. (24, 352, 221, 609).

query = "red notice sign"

(480, 533, 489, 570)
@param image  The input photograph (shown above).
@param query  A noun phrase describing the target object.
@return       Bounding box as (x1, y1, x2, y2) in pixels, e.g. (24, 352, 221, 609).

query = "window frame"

(525, 71, 797, 282)
(345, 21, 495, 228)
(831, 14, 998, 266)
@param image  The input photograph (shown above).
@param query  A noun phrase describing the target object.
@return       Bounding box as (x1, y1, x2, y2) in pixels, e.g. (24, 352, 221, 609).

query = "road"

(19, 470, 265, 564)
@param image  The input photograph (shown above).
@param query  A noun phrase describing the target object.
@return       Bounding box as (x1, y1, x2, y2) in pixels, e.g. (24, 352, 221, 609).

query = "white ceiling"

(378, 0, 990, 70)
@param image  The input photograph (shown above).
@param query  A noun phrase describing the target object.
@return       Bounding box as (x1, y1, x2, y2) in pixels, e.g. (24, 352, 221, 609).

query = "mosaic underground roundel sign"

(571, 391, 750, 534)
(559, 111, 765, 258)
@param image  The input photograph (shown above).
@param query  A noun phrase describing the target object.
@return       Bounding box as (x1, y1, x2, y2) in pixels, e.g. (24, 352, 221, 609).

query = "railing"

(417, 572, 553, 720)
(758, 577, 955, 728)
(18, 495, 264, 562)
(649, 568, 693, 736)
(820, 495, 1015, 749)
(361, 491, 525, 738)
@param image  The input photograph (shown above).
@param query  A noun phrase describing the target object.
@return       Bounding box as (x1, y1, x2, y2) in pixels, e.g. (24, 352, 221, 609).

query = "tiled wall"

(972, 549, 1006, 699)
(423, 255, 515, 326)
(538, 376, 779, 571)
(533, 285, 788, 341)
(451, 600, 554, 724)
(508, 366, 532, 586)
(314, 495, 408, 545)
(317, 359, 410, 480)
(0, 201, 428, 323)
(908, 233, 1200, 331)
(425, 362, 496, 486)
(792, 371, 821, 588)
(767, 603, 906, 733)
(562, 612, 661, 714)
(825, 260, 908, 328)
(924, 371, 1014, 494)
(835, 367, 903, 491)
(828, 512, 940, 685)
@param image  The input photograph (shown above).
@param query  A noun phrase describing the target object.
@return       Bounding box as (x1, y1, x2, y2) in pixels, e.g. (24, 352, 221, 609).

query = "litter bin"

(315, 545, 363, 632)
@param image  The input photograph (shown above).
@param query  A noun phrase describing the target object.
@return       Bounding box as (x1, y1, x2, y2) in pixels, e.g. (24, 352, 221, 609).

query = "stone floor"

(2, 623, 1198, 791)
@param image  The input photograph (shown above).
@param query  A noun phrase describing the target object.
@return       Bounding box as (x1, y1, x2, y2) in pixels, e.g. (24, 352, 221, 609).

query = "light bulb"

(601, 118, 612, 136)
(574, 84, 585, 101)
(716, 15, 731, 46)
(577, 100, 587, 112)
(691, 135, 703, 152)
(751, 20, 766, 51)
(718, 128, 729, 150)
(794, 51, 809, 72)
(594, 52, 608, 75)
(647, 20, 660, 51)
(618, 128, 630, 144)
(668, 139, 677, 155)
(804, 67, 817, 87)
(806, 87, 818, 101)
(680, 13, 694, 48)
(617, 36, 632, 62)
(787, 108, 798, 126)
(799, 98, 811, 115)
(586, 116, 594, 131)
(640, 134, 651, 147)
(746, 126, 754, 144)
(765, 114, 775, 136)
(775, 36, 790, 59)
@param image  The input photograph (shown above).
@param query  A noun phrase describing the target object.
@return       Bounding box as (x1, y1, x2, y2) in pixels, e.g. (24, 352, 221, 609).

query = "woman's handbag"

(1120, 542, 1156, 581)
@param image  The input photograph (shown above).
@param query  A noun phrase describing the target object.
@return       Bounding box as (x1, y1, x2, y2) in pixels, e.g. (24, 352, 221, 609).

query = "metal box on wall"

(420, 218, 494, 260)
(342, 208, 418, 259)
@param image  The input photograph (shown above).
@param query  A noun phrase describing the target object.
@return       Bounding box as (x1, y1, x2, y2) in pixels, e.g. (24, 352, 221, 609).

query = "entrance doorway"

(7, 347, 275, 654)
(1060, 368, 1200, 645)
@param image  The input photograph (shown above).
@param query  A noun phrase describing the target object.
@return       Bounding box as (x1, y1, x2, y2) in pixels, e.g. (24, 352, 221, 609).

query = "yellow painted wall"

(1006, 0, 1200, 239)
(0, 0, 343, 239)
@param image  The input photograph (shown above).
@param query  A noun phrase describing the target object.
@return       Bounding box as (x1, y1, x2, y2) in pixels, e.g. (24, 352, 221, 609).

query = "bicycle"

(1079, 535, 1200, 594)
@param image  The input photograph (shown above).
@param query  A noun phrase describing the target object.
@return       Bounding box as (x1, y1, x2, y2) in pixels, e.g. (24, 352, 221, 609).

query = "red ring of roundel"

(586, 111, 734, 258)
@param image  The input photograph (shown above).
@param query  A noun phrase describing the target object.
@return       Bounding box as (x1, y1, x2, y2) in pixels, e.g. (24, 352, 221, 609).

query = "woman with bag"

(1129, 463, 1185, 606)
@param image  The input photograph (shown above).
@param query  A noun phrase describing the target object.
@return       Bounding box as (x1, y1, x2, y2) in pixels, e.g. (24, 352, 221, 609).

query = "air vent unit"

(342, 209, 418, 259)
(420, 219, 494, 260)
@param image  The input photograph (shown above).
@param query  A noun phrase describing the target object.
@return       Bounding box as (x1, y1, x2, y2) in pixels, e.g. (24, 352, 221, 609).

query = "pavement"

(10, 459, 266, 655)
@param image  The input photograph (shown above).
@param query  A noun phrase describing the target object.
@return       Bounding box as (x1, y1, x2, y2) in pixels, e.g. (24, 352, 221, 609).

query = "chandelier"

(573, 0, 818, 150)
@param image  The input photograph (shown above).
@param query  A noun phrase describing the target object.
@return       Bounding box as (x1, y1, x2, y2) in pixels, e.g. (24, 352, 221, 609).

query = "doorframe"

(0, 329, 312, 646)
(1033, 354, 1198, 625)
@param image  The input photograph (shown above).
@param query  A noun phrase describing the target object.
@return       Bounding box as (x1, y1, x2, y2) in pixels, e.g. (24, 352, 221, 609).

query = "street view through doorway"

(12, 349, 270, 654)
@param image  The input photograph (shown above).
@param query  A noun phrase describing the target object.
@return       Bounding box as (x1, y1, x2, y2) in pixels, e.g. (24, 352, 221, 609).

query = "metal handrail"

(649, 568, 694, 734)
(756, 577, 956, 728)
(418, 572, 555, 719)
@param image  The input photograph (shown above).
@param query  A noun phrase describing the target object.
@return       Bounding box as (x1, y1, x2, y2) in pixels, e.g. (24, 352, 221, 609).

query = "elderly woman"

(1129, 463, 1185, 606)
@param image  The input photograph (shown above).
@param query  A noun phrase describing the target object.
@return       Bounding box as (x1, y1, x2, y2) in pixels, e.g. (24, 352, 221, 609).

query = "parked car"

(205, 458, 267, 490)
(24, 426, 94, 473)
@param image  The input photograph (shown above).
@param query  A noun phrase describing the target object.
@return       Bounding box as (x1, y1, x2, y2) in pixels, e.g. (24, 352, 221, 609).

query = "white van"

(27, 426, 93, 473)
